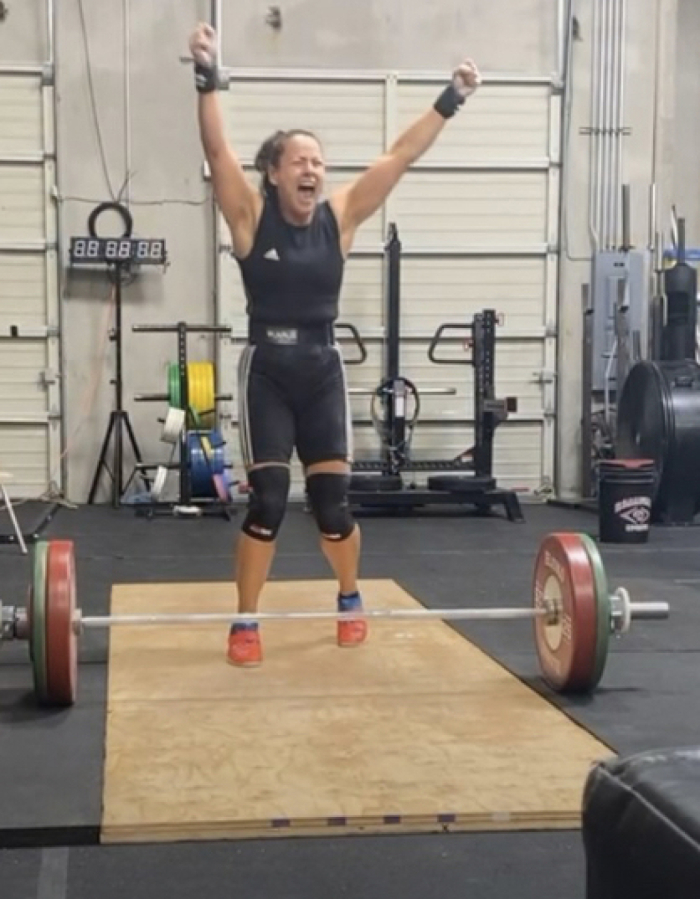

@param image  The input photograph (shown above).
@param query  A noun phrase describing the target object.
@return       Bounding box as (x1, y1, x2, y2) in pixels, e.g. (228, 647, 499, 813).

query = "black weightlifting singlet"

(236, 197, 345, 327)
(234, 196, 352, 468)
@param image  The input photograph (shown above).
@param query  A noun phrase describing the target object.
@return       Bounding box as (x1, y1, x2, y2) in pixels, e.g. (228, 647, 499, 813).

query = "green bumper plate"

(30, 541, 49, 703)
(168, 363, 180, 408)
(579, 533, 611, 689)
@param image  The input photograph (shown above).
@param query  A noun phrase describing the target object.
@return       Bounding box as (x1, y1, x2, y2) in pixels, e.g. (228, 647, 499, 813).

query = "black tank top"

(236, 197, 345, 327)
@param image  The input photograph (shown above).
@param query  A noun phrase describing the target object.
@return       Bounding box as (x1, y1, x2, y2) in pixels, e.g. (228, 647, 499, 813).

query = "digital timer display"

(69, 237, 167, 265)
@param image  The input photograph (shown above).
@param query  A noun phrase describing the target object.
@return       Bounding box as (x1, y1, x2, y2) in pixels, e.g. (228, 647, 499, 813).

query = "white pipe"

(607, 0, 617, 246)
(212, 0, 222, 58)
(650, 0, 664, 226)
(123, 0, 131, 205)
(594, 0, 604, 247)
(46, 0, 55, 68)
(612, 0, 625, 247)
(557, 0, 567, 83)
(589, 0, 602, 251)
(603, 0, 615, 247)
(596, 0, 606, 249)
(617, 0, 628, 247)
(608, 0, 618, 246)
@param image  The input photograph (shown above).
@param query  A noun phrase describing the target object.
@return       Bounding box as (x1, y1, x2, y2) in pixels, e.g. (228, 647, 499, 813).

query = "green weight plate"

(578, 533, 611, 689)
(30, 541, 50, 703)
(168, 363, 181, 408)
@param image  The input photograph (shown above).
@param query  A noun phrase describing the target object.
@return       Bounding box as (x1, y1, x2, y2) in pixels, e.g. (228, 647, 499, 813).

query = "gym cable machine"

(347, 223, 523, 521)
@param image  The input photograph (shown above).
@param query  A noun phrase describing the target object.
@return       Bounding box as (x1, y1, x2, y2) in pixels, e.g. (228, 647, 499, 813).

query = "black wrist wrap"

(194, 62, 218, 94)
(433, 83, 466, 119)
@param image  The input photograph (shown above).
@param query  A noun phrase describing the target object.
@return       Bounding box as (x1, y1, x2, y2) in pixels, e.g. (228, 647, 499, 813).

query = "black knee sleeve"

(242, 466, 290, 542)
(306, 473, 355, 541)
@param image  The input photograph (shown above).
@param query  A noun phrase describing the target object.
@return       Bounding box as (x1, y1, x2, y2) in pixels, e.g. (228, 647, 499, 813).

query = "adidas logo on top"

(263, 248, 280, 261)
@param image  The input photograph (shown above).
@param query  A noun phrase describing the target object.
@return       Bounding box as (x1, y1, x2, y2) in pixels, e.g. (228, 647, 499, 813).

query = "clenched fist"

(189, 22, 217, 70)
(452, 59, 481, 99)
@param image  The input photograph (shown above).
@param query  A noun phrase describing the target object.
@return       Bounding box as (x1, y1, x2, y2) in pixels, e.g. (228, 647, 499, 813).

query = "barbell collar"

(610, 587, 669, 635)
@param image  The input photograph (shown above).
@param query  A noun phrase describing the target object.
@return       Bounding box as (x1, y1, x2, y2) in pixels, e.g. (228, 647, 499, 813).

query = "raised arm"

(330, 60, 481, 249)
(189, 24, 261, 255)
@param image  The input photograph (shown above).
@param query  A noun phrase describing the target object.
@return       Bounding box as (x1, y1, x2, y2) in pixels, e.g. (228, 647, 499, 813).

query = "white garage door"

(0, 66, 62, 498)
(215, 70, 559, 499)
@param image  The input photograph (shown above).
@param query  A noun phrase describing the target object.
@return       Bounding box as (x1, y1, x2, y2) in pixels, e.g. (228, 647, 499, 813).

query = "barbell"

(0, 532, 668, 707)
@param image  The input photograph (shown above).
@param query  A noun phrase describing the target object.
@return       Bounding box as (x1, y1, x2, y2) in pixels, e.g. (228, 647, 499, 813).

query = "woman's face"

(269, 133, 326, 224)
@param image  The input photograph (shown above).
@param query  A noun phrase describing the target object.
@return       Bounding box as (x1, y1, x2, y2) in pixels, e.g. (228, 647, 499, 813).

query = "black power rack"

(348, 223, 523, 521)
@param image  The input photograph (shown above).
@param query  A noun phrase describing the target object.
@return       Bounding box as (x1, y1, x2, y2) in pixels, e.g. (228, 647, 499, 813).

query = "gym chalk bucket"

(597, 459, 657, 544)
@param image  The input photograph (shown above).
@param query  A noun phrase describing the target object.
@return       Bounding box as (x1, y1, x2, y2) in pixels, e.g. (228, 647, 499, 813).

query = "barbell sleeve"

(629, 602, 669, 621)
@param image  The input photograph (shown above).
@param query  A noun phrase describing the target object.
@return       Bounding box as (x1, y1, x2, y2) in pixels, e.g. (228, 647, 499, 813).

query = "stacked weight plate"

(166, 362, 216, 429)
(152, 361, 234, 501)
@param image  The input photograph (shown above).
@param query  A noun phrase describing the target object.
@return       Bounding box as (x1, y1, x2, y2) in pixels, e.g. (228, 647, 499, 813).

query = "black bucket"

(597, 459, 657, 544)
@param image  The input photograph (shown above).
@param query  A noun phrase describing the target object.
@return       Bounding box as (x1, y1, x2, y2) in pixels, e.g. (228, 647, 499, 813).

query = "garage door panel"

(225, 81, 385, 163)
(396, 84, 551, 162)
(0, 77, 43, 153)
(0, 341, 48, 415)
(0, 253, 46, 328)
(0, 426, 50, 493)
(398, 258, 547, 332)
(0, 166, 45, 240)
(393, 172, 547, 248)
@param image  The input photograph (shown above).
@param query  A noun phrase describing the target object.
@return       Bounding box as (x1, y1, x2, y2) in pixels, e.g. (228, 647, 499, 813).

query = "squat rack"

(348, 223, 523, 521)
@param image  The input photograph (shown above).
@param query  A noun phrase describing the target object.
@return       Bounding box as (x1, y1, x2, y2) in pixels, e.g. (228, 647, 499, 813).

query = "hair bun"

(254, 130, 287, 173)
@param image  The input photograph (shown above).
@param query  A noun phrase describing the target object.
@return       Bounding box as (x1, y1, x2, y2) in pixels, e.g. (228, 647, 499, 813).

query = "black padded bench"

(582, 747, 700, 898)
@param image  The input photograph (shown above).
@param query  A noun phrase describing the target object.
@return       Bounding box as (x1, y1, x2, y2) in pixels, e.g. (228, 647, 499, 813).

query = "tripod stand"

(87, 261, 148, 507)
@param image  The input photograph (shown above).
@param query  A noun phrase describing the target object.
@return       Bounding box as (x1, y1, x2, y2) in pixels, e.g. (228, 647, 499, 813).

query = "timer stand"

(69, 202, 169, 508)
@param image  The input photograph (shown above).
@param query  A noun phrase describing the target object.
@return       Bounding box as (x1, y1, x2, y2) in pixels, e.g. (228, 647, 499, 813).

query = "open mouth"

(297, 184, 316, 200)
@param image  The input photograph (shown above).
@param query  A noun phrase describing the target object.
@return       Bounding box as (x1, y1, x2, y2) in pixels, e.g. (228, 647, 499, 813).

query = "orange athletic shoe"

(337, 592, 368, 648)
(227, 625, 262, 666)
(337, 618, 368, 647)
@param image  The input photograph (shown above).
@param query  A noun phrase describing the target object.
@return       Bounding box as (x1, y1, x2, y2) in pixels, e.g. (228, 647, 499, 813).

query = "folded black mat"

(583, 747, 700, 899)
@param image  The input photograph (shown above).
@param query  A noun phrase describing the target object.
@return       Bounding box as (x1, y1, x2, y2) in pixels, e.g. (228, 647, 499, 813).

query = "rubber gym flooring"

(1, 498, 699, 898)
